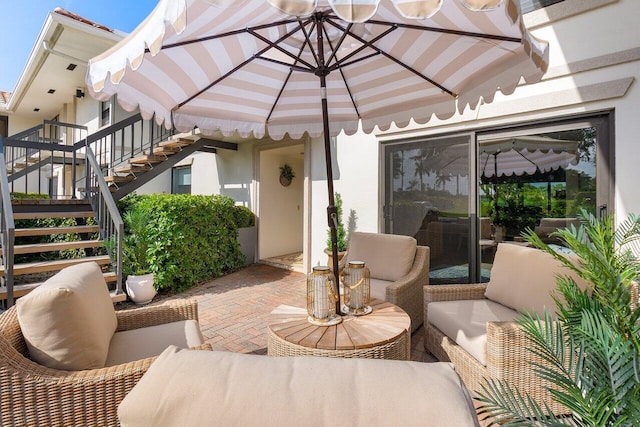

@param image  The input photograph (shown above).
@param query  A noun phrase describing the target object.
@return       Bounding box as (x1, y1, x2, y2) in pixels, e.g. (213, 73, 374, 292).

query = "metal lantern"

(341, 261, 372, 316)
(307, 266, 342, 326)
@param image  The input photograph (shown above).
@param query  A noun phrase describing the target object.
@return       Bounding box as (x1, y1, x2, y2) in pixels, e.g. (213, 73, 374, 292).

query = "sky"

(0, 0, 159, 92)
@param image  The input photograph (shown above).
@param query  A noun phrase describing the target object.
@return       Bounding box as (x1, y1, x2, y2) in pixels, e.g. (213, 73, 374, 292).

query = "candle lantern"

(341, 261, 372, 315)
(307, 266, 342, 326)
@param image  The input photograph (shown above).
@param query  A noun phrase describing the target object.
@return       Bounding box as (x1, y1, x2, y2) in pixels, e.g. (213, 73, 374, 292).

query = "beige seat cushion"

(484, 243, 589, 316)
(429, 299, 519, 366)
(118, 346, 480, 427)
(16, 262, 117, 371)
(370, 277, 392, 301)
(105, 320, 204, 367)
(347, 232, 416, 281)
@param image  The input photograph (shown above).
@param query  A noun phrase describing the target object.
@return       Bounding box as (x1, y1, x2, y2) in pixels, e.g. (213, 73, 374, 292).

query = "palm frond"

(481, 211, 640, 425)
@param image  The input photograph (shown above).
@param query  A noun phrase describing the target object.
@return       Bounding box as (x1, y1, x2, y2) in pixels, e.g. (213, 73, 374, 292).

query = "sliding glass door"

(383, 113, 612, 285)
(478, 115, 611, 275)
(384, 135, 473, 284)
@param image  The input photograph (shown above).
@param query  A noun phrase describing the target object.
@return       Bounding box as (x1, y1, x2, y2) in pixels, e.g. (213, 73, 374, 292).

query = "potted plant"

(488, 202, 508, 242)
(279, 164, 295, 186)
(324, 192, 348, 266)
(122, 209, 157, 304)
(477, 209, 640, 425)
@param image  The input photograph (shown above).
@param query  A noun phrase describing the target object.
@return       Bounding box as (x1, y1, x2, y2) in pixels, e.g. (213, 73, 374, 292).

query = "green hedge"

(119, 194, 245, 292)
(233, 205, 255, 228)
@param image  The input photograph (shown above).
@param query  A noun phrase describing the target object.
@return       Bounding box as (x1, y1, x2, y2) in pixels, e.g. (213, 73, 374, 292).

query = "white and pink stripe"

(87, 0, 548, 140)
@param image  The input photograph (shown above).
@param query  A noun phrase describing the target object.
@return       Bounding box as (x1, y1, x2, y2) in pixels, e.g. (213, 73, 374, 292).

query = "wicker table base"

(268, 299, 411, 360)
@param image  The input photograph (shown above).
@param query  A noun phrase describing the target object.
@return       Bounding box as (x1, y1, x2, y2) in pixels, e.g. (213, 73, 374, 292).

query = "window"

(0, 115, 7, 138)
(172, 166, 192, 194)
(519, 0, 564, 14)
(100, 100, 111, 127)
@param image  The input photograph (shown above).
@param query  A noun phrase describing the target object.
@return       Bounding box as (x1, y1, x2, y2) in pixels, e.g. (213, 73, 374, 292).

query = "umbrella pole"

(316, 13, 342, 315)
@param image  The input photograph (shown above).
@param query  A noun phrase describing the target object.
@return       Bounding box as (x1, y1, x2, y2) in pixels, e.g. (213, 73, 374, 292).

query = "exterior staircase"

(104, 136, 199, 195)
(0, 199, 125, 303)
(0, 114, 237, 307)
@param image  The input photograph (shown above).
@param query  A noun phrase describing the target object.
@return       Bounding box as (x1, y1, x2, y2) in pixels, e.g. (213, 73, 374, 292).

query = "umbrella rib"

(247, 28, 317, 71)
(334, 52, 381, 70)
(266, 22, 317, 123)
(322, 23, 361, 119)
(175, 23, 309, 110)
(325, 19, 456, 98)
(327, 25, 397, 72)
(325, 22, 353, 67)
(366, 19, 522, 44)
(298, 19, 320, 67)
(158, 18, 303, 51)
(255, 56, 312, 73)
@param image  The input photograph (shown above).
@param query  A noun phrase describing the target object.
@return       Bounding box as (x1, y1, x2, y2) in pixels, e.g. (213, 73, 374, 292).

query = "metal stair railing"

(84, 144, 124, 298)
(84, 112, 174, 178)
(4, 120, 89, 198)
(0, 137, 16, 308)
(0, 115, 180, 304)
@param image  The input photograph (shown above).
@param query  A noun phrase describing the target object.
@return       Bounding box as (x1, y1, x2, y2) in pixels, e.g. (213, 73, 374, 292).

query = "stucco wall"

(309, 133, 380, 267)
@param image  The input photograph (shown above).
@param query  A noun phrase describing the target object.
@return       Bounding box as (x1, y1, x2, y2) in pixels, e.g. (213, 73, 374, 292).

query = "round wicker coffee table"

(267, 299, 411, 360)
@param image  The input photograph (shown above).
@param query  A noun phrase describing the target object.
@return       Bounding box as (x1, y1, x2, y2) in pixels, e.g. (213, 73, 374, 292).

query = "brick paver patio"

(126, 263, 434, 362)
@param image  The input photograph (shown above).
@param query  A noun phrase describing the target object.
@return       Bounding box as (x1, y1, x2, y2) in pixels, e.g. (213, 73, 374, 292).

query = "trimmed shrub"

(120, 194, 245, 292)
(233, 205, 255, 228)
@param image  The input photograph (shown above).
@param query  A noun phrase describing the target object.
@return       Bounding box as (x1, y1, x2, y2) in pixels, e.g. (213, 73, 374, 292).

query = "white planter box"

(238, 226, 256, 265)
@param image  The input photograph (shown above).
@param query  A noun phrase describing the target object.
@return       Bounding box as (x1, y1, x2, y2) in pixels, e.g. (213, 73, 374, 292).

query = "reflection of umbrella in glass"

(86, 0, 548, 313)
(432, 136, 579, 179)
(480, 136, 579, 180)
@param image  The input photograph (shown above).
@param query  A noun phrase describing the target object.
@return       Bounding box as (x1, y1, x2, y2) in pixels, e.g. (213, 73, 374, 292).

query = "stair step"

(129, 154, 165, 165)
(14, 240, 104, 255)
(0, 272, 118, 300)
(144, 146, 180, 156)
(13, 211, 95, 220)
(105, 175, 135, 184)
(113, 164, 151, 175)
(15, 225, 100, 237)
(0, 255, 112, 277)
(13, 161, 27, 168)
(160, 137, 196, 149)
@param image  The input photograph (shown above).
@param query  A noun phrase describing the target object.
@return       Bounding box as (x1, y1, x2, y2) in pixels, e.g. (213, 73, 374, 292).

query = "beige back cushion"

(346, 232, 417, 281)
(16, 262, 117, 371)
(118, 346, 479, 427)
(484, 243, 589, 316)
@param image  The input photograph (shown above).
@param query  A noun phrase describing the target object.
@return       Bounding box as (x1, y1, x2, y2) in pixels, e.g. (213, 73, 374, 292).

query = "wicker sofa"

(117, 345, 480, 427)
(341, 232, 429, 332)
(0, 263, 211, 427)
(423, 243, 603, 414)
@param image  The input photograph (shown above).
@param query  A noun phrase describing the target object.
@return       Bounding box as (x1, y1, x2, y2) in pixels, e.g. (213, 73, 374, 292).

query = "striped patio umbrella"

(87, 0, 548, 313)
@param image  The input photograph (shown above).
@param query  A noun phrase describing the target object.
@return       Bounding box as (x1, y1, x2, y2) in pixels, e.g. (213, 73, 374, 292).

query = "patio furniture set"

(2, 229, 608, 425)
(0, 232, 476, 426)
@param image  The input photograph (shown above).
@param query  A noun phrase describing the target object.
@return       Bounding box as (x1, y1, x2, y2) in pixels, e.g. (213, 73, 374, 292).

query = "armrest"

(424, 283, 487, 304)
(385, 246, 430, 298)
(116, 299, 199, 332)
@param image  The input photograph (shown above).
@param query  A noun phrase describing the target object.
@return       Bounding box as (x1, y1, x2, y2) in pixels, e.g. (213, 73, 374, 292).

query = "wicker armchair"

(0, 299, 212, 427)
(424, 282, 639, 415)
(340, 232, 430, 332)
